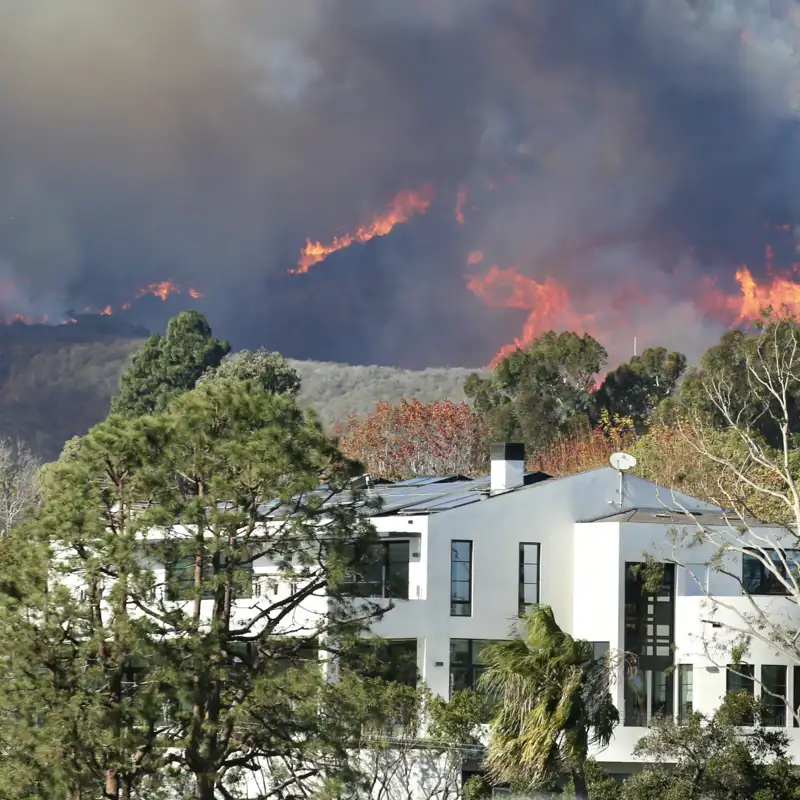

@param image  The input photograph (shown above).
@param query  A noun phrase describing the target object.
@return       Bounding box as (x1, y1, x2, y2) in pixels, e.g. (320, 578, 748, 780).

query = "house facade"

(74, 441, 800, 789)
(297, 443, 800, 773)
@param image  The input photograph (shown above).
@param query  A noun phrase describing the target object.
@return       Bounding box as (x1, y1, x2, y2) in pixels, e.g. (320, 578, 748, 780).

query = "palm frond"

(480, 606, 620, 789)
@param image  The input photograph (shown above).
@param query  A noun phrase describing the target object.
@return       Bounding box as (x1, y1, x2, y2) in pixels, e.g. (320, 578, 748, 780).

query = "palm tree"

(479, 606, 619, 800)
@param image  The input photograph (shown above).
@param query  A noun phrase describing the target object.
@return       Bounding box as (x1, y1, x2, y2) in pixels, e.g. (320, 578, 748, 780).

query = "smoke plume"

(0, 0, 799, 367)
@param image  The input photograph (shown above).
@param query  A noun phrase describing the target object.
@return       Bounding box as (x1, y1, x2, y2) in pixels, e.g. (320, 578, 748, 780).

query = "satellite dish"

(610, 452, 637, 471)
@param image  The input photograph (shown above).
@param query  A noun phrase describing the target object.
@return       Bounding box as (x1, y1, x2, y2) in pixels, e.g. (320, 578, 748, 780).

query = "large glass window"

(726, 663, 755, 724)
(677, 664, 693, 723)
(652, 670, 673, 719)
(742, 549, 800, 595)
(451, 541, 473, 616)
(340, 541, 410, 600)
(761, 665, 788, 727)
(165, 552, 253, 601)
(623, 665, 673, 726)
(449, 639, 497, 695)
(343, 638, 418, 687)
(623, 563, 675, 727)
(519, 543, 540, 616)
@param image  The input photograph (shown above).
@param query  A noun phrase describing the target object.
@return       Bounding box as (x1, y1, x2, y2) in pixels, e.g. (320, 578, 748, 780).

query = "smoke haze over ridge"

(1, 0, 800, 367)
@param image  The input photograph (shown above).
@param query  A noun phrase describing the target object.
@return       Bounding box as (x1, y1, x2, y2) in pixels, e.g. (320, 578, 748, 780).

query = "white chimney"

(490, 443, 525, 493)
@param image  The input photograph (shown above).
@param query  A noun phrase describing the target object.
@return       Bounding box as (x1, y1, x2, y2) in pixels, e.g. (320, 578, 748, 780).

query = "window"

(761, 665, 788, 727)
(623, 665, 673, 726)
(726, 663, 755, 724)
(742, 549, 800, 595)
(519, 543, 540, 616)
(652, 670, 673, 718)
(451, 541, 473, 616)
(588, 642, 611, 694)
(450, 639, 498, 695)
(165, 552, 254, 601)
(677, 664, 693, 723)
(340, 541, 410, 600)
(590, 641, 610, 662)
(623, 563, 676, 727)
(342, 638, 417, 687)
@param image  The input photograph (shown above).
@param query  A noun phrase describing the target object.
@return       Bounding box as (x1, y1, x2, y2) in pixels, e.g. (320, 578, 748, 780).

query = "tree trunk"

(571, 767, 589, 800)
(196, 774, 215, 800)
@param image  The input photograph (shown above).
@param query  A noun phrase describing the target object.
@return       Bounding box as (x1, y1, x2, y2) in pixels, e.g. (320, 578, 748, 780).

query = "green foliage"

(595, 347, 686, 429)
(111, 310, 230, 417)
(679, 321, 800, 449)
(428, 688, 493, 746)
(0, 324, 478, 460)
(562, 759, 621, 800)
(462, 773, 492, 800)
(479, 605, 619, 796)
(465, 331, 607, 454)
(0, 379, 381, 798)
(199, 347, 302, 396)
(622, 694, 800, 800)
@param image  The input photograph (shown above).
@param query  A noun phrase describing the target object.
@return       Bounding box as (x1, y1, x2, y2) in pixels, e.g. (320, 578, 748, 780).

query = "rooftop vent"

(490, 443, 525, 493)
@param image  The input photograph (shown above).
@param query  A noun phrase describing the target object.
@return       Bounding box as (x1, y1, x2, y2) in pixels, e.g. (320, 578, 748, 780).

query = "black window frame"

(652, 669, 674, 720)
(450, 540, 473, 617)
(342, 638, 418, 687)
(165, 551, 254, 601)
(449, 639, 496, 696)
(726, 663, 755, 724)
(590, 641, 610, 662)
(761, 664, 788, 727)
(340, 540, 410, 600)
(742, 548, 800, 596)
(677, 664, 693, 723)
(519, 543, 541, 616)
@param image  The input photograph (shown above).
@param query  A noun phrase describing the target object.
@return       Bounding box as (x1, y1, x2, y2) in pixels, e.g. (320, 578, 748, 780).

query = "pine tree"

(0, 378, 382, 798)
(111, 311, 230, 417)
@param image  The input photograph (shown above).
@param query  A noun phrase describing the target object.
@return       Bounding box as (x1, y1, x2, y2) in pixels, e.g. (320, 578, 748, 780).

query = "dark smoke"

(0, 0, 798, 367)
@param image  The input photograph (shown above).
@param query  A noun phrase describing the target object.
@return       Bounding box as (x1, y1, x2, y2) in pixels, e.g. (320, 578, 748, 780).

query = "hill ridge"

(0, 331, 480, 460)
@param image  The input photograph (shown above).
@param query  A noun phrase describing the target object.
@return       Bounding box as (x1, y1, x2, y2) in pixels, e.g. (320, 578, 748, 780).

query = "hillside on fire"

(0, 320, 474, 460)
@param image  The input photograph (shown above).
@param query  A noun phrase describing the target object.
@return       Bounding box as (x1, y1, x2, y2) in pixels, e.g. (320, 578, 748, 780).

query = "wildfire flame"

(0, 279, 203, 326)
(293, 185, 435, 274)
(702, 266, 800, 322)
(454, 186, 467, 225)
(136, 280, 182, 302)
(466, 265, 597, 368)
(467, 250, 484, 265)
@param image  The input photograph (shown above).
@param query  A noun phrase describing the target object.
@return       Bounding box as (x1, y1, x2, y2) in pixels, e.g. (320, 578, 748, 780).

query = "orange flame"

(293, 185, 435, 274)
(137, 280, 181, 301)
(699, 266, 800, 322)
(100, 306, 112, 316)
(454, 186, 467, 225)
(467, 250, 484, 265)
(188, 287, 203, 299)
(466, 265, 597, 367)
(732, 266, 800, 320)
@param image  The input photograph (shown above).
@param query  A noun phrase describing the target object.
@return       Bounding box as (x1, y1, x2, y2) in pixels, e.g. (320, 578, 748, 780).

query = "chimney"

(490, 443, 525, 493)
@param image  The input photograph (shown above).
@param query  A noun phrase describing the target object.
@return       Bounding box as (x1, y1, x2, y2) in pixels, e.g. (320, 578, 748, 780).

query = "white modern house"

(71, 440, 800, 794)
(245, 441, 800, 777)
